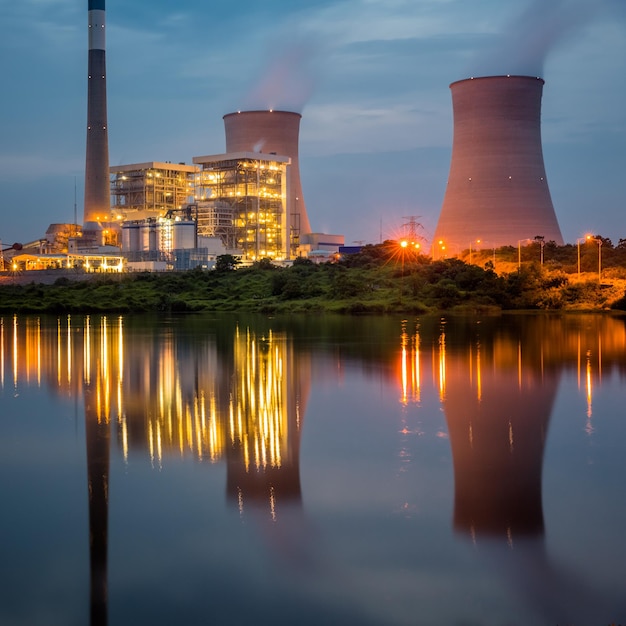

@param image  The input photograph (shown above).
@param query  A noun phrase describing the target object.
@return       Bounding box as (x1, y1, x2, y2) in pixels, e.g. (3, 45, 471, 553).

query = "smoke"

(468, 0, 598, 78)
(241, 35, 321, 113)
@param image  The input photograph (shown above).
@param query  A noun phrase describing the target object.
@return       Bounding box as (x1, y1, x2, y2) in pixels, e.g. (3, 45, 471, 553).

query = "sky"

(0, 0, 624, 248)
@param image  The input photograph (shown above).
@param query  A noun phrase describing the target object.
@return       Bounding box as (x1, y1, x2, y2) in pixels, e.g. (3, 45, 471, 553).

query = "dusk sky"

(0, 0, 624, 247)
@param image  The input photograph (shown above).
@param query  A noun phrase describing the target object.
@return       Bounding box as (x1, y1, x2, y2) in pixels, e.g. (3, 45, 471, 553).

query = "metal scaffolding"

(193, 153, 290, 260)
(110, 162, 198, 219)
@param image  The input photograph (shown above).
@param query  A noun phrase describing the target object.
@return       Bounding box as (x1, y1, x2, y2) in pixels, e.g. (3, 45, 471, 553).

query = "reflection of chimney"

(85, 391, 110, 626)
(223, 110, 312, 237)
(434, 75, 563, 248)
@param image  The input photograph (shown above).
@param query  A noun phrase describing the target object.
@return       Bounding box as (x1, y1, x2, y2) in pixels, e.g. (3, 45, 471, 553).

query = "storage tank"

(121, 222, 140, 252)
(433, 75, 563, 251)
(223, 110, 312, 236)
(172, 221, 196, 250)
(140, 221, 159, 251)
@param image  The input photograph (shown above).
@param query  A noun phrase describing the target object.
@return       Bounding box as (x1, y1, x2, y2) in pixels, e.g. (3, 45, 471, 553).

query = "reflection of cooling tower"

(445, 367, 558, 538)
(433, 76, 563, 249)
(223, 110, 312, 236)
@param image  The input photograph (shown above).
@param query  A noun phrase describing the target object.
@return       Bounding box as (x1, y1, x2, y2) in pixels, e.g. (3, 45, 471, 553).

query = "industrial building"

(223, 110, 312, 242)
(110, 162, 198, 221)
(433, 75, 563, 253)
(193, 152, 291, 260)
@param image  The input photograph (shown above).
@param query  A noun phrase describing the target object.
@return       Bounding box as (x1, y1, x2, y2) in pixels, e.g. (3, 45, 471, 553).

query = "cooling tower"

(433, 75, 563, 251)
(84, 0, 110, 225)
(223, 110, 312, 236)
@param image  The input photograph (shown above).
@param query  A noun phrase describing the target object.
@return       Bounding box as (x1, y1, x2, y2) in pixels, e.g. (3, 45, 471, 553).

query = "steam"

(468, 0, 598, 78)
(241, 35, 320, 113)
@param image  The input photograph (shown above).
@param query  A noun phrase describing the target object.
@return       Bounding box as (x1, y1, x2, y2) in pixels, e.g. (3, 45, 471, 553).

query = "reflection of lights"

(476, 343, 482, 402)
(586, 350, 593, 423)
(399, 321, 421, 405)
(13, 315, 18, 389)
(0, 318, 4, 389)
(438, 331, 446, 401)
(229, 328, 288, 472)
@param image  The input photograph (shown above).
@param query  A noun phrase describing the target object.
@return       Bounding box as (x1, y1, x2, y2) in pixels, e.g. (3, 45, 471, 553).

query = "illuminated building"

(110, 162, 198, 222)
(193, 152, 291, 260)
(434, 75, 564, 250)
(223, 110, 312, 242)
(10, 252, 124, 272)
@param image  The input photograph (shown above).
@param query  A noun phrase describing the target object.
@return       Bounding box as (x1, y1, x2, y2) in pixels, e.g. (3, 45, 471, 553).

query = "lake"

(1, 312, 625, 626)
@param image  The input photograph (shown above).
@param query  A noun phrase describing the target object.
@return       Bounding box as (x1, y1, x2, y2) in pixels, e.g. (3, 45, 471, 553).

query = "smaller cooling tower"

(433, 75, 563, 251)
(223, 110, 312, 236)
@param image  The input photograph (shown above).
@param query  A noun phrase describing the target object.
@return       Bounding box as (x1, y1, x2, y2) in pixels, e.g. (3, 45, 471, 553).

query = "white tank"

(121, 223, 141, 252)
(172, 221, 196, 250)
(140, 222, 159, 251)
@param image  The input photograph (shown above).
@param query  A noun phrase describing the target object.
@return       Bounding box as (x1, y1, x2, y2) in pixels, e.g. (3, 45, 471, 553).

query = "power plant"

(223, 110, 312, 239)
(433, 75, 563, 252)
(7, 5, 595, 276)
(84, 0, 110, 228)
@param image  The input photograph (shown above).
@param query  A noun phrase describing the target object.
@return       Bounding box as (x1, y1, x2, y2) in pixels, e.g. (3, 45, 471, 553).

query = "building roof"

(110, 161, 199, 173)
(193, 151, 290, 165)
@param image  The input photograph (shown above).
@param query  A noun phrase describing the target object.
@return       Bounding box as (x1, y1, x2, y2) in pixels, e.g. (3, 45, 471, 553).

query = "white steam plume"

(242, 35, 321, 113)
(468, 0, 598, 78)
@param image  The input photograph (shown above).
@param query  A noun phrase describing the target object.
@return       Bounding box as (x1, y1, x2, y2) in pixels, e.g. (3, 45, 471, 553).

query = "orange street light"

(469, 239, 481, 265)
(595, 236, 603, 283)
(577, 234, 592, 277)
(517, 238, 533, 268)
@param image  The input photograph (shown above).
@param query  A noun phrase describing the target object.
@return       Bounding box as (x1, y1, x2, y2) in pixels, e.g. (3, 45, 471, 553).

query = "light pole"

(517, 238, 532, 269)
(577, 235, 591, 278)
(595, 237, 603, 283)
(469, 239, 481, 265)
(534, 235, 545, 265)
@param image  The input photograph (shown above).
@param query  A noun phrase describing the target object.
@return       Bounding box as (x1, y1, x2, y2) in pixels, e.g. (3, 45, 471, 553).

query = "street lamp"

(469, 239, 481, 265)
(517, 238, 532, 269)
(577, 235, 592, 278)
(595, 236, 603, 283)
(534, 235, 545, 265)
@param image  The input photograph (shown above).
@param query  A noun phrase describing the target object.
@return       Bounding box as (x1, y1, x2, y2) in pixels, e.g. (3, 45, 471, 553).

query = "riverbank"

(1, 256, 625, 314)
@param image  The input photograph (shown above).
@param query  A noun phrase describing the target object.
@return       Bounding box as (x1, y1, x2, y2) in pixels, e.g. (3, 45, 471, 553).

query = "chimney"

(84, 0, 110, 225)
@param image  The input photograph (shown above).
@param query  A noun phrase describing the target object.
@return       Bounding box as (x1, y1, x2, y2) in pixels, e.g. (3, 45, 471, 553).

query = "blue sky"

(0, 0, 624, 247)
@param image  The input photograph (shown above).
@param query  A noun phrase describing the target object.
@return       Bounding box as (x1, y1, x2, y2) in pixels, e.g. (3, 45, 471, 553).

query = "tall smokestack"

(223, 110, 312, 236)
(433, 75, 563, 251)
(84, 0, 110, 225)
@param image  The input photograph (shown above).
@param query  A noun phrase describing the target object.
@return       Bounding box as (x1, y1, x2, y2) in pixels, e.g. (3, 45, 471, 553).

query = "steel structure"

(433, 75, 563, 251)
(223, 111, 311, 243)
(110, 162, 198, 220)
(193, 152, 290, 260)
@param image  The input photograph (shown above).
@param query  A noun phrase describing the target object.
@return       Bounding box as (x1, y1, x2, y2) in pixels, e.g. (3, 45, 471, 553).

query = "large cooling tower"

(433, 75, 563, 251)
(223, 110, 312, 236)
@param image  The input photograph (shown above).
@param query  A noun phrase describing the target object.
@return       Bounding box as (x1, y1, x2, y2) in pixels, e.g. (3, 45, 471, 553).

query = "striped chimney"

(84, 0, 110, 224)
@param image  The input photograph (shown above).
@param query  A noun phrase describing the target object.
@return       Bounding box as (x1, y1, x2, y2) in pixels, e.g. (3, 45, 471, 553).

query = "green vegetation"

(1, 240, 626, 314)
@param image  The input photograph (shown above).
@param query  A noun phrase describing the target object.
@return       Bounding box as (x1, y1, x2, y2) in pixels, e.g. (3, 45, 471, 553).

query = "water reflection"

(1, 312, 625, 624)
(398, 314, 626, 623)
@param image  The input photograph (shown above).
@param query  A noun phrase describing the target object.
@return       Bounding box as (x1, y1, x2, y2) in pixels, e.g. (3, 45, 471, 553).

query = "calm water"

(1, 312, 625, 626)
